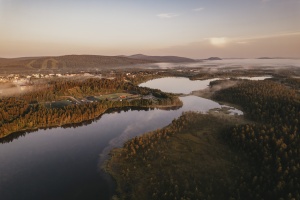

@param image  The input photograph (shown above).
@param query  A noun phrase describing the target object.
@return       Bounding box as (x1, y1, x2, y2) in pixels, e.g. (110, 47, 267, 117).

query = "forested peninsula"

(106, 78, 300, 200)
(0, 78, 182, 139)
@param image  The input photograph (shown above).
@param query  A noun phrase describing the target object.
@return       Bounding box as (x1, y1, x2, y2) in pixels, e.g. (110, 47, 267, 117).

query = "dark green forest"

(213, 80, 300, 200)
(107, 112, 250, 200)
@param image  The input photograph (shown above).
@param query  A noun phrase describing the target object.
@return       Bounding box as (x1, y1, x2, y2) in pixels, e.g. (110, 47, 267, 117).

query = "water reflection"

(0, 106, 181, 145)
(139, 76, 272, 95)
(139, 77, 219, 94)
(98, 96, 243, 167)
(0, 95, 242, 200)
(0, 130, 30, 144)
(0, 74, 246, 200)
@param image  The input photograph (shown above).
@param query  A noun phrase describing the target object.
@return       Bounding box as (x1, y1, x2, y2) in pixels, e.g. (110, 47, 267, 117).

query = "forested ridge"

(22, 78, 172, 102)
(0, 78, 181, 138)
(107, 112, 249, 200)
(107, 79, 300, 200)
(213, 80, 300, 199)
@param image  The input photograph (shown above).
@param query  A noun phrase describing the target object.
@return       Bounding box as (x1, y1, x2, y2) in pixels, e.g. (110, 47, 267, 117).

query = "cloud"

(209, 37, 228, 47)
(207, 32, 300, 47)
(157, 13, 179, 19)
(148, 31, 300, 58)
(194, 7, 204, 11)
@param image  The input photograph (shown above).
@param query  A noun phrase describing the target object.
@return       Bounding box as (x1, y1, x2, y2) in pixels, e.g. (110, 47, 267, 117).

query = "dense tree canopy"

(214, 80, 300, 199)
(107, 79, 300, 200)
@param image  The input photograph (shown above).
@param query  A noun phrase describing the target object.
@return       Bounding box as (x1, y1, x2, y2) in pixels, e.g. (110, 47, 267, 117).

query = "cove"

(139, 76, 272, 94)
(0, 78, 242, 200)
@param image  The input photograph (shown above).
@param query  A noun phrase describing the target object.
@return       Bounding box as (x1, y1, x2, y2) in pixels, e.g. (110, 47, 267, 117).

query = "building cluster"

(0, 72, 105, 83)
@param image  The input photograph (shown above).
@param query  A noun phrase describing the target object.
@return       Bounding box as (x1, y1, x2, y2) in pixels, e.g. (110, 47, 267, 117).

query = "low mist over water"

(143, 59, 300, 69)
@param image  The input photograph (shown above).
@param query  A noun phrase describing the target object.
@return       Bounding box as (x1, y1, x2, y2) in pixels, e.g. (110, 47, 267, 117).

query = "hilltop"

(0, 54, 198, 75)
(205, 57, 222, 60)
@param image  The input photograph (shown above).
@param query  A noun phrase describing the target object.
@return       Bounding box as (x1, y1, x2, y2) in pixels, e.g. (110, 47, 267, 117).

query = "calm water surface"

(139, 76, 271, 94)
(0, 78, 243, 200)
(139, 77, 219, 94)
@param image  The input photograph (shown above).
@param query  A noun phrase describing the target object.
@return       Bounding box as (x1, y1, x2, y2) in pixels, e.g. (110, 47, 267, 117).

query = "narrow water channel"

(0, 77, 246, 200)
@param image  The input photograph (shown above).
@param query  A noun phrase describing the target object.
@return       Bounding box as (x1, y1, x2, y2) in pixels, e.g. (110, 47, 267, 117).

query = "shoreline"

(0, 100, 183, 141)
(104, 111, 250, 199)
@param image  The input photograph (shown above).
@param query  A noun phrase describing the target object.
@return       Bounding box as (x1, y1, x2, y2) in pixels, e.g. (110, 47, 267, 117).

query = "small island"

(205, 57, 222, 60)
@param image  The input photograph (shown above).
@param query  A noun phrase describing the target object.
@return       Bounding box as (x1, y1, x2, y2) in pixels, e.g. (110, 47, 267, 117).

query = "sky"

(0, 0, 299, 58)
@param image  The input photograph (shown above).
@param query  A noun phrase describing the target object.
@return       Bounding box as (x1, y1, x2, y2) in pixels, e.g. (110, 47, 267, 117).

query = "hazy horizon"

(1, 54, 300, 60)
(1, 0, 299, 58)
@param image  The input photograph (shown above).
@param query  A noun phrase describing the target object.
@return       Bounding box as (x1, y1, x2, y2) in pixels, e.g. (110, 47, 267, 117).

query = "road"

(61, 96, 82, 104)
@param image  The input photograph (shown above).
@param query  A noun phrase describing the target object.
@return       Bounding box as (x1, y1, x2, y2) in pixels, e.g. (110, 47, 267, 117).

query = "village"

(0, 71, 132, 94)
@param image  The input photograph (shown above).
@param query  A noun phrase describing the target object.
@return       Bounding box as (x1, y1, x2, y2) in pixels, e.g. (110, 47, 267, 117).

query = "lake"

(139, 77, 220, 94)
(139, 76, 272, 94)
(0, 77, 242, 200)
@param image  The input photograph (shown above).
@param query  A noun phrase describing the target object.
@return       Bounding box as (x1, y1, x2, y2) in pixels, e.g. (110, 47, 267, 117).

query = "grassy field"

(96, 93, 140, 101)
(106, 112, 252, 200)
(44, 100, 73, 108)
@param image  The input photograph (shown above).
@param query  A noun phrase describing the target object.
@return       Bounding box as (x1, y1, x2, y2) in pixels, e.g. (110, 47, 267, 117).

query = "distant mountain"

(257, 57, 274, 59)
(0, 55, 154, 74)
(205, 57, 222, 61)
(127, 54, 196, 63)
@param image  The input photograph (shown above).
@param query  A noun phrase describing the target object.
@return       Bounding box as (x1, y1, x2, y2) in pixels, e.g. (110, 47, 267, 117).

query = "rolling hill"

(0, 55, 155, 74)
